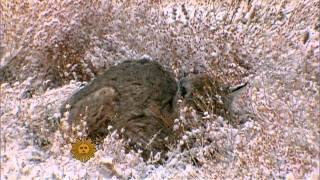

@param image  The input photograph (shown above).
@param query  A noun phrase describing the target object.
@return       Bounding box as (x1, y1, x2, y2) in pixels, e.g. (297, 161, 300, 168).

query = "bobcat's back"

(61, 59, 178, 160)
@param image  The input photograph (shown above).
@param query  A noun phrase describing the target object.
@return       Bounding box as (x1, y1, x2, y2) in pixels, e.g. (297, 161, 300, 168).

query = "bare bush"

(1, 0, 319, 179)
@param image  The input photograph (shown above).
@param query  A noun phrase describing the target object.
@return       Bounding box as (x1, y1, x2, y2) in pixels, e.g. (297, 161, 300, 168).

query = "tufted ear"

(227, 82, 248, 107)
(230, 82, 248, 95)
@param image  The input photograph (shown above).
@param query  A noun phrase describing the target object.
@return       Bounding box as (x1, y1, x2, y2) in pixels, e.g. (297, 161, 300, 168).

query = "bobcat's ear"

(223, 82, 248, 112)
(229, 82, 248, 97)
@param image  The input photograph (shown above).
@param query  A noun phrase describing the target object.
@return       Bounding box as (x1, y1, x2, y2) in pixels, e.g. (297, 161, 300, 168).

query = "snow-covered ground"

(1, 0, 319, 179)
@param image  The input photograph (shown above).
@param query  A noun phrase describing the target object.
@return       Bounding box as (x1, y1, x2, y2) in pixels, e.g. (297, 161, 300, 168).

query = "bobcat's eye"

(179, 79, 189, 98)
(180, 86, 187, 98)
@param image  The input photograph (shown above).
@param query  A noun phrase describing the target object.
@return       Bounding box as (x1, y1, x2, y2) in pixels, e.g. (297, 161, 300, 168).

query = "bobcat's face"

(178, 74, 247, 117)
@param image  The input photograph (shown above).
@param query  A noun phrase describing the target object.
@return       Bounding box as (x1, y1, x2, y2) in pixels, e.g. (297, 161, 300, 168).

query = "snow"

(1, 0, 319, 179)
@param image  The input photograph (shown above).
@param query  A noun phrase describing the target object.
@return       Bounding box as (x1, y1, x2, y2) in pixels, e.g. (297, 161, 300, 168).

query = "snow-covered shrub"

(1, 0, 319, 179)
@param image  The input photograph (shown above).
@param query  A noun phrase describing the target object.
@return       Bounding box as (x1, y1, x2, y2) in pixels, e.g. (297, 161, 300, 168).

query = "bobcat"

(61, 59, 247, 161)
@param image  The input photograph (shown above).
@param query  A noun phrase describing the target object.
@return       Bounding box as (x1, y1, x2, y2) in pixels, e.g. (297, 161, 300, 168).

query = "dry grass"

(1, 0, 319, 179)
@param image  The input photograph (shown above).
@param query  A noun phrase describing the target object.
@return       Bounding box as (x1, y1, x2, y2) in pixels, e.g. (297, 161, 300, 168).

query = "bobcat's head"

(178, 74, 247, 119)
